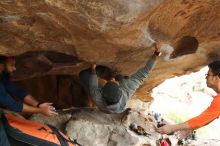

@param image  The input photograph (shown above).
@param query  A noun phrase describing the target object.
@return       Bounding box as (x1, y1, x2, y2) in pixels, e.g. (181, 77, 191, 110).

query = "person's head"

(102, 81, 122, 105)
(206, 60, 220, 91)
(0, 55, 16, 74)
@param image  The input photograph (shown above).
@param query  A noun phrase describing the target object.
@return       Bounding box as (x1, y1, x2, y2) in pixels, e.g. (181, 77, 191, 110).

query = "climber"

(79, 41, 162, 113)
(156, 60, 220, 139)
(0, 55, 58, 117)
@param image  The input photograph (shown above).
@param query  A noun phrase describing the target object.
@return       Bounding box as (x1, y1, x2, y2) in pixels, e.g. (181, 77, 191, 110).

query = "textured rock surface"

(1, 0, 220, 102)
(31, 112, 72, 132)
(15, 75, 92, 108)
(32, 105, 160, 146)
(1, 1, 220, 145)
(30, 99, 220, 146)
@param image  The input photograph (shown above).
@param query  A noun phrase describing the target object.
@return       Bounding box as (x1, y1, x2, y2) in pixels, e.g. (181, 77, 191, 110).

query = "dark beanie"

(102, 82, 122, 105)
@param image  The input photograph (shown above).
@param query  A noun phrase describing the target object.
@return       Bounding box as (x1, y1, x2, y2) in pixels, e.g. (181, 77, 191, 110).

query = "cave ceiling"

(0, 0, 219, 100)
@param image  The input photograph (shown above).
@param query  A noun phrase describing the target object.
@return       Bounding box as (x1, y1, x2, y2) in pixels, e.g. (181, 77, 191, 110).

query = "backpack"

(1, 112, 81, 146)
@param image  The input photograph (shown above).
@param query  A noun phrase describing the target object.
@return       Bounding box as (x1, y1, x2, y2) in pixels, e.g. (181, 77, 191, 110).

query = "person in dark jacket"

(0, 56, 58, 117)
(79, 41, 162, 113)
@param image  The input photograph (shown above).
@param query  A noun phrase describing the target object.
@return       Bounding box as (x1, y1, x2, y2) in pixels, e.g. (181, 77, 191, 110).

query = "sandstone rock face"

(32, 103, 159, 146)
(0, 0, 220, 102)
(30, 99, 220, 146)
(15, 75, 91, 108)
(31, 112, 72, 132)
